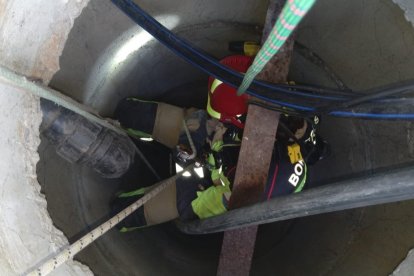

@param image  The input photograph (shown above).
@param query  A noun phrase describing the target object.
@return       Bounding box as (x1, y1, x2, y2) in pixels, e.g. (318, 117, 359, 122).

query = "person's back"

(110, 54, 326, 231)
(111, 110, 311, 232)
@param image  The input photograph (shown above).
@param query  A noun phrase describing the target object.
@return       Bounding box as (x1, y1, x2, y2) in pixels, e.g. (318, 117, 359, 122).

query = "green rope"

(237, 0, 317, 95)
(118, 187, 149, 198)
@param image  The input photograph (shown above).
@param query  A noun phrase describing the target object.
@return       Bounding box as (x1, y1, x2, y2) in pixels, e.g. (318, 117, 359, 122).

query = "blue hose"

(111, 0, 414, 120)
(110, 0, 347, 105)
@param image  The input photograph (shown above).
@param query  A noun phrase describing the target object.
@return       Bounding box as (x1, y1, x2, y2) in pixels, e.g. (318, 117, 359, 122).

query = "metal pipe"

(0, 65, 161, 181)
(178, 164, 414, 234)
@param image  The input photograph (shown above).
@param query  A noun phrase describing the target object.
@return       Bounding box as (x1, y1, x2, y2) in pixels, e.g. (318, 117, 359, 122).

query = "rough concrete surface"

(0, 0, 92, 275)
(0, 0, 90, 83)
(0, 88, 92, 275)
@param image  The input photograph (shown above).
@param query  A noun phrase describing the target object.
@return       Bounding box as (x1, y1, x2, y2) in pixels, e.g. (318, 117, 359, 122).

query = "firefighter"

(111, 55, 323, 232)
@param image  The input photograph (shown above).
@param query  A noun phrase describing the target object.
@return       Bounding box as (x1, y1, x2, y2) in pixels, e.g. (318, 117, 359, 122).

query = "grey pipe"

(178, 164, 414, 234)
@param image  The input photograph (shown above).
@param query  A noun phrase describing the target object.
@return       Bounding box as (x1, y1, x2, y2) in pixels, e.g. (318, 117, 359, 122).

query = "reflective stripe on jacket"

(191, 142, 308, 219)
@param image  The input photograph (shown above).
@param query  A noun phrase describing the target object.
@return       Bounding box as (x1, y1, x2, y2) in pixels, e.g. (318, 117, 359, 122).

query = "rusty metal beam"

(217, 1, 294, 275)
(228, 105, 280, 209)
(217, 106, 279, 276)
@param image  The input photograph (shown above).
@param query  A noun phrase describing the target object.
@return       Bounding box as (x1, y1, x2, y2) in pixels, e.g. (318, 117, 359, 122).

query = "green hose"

(237, 0, 316, 95)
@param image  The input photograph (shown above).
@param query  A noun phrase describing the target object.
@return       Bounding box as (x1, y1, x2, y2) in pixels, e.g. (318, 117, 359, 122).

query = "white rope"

(182, 120, 197, 160)
(25, 167, 192, 276)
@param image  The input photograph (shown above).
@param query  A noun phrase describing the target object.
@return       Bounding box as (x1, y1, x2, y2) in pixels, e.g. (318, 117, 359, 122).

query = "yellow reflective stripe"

(210, 79, 223, 94)
(211, 140, 224, 152)
(206, 94, 221, 119)
(126, 128, 152, 139)
(208, 153, 215, 166)
(118, 187, 148, 198)
(211, 168, 220, 182)
(207, 78, 223, 119)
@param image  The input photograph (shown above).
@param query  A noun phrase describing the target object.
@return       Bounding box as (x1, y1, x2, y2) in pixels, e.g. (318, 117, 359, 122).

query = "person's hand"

(211, 123, 227, 146)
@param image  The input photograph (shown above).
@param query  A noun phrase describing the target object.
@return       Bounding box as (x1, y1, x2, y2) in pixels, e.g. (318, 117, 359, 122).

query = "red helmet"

(207, 55, 253, 128)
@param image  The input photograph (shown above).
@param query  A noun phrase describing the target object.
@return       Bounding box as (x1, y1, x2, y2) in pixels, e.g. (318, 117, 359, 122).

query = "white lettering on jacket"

(289, 161, 304, 187)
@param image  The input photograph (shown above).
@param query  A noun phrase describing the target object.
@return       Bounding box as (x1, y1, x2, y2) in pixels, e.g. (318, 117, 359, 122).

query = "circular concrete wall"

(38, 0, 414, 275)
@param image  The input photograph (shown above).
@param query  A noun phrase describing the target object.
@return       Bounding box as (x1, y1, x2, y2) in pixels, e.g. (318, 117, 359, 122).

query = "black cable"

(319, 81, 414, 114)
(110, 0, 353, 105)
(248, 100, 315, 117)
(111, 0, 414, 119)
